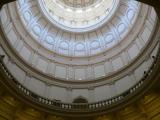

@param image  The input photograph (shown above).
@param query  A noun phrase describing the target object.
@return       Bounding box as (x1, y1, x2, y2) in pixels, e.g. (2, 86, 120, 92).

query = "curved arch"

(73, 96, 88, 103)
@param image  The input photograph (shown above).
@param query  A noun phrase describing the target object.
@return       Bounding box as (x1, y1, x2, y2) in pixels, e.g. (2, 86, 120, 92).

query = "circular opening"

(39, 0, 119, 32)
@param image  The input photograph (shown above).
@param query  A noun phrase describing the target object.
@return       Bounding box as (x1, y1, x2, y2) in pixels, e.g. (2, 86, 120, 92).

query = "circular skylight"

(39, 0, 119, 32)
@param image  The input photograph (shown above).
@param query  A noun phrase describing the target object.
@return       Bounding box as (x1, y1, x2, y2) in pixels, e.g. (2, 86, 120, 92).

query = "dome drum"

(0, 0, 159, 104)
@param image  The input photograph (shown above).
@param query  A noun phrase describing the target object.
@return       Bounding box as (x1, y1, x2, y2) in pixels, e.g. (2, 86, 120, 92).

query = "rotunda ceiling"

(0, 0, 159, 105)
(1, 0, 158, 83)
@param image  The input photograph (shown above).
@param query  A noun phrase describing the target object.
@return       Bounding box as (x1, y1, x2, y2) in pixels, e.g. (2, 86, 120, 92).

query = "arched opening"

(73, 96, 88, 103)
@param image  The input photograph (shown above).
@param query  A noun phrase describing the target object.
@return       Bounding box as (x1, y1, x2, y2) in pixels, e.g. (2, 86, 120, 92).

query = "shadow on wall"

(73, 96, 88, 103)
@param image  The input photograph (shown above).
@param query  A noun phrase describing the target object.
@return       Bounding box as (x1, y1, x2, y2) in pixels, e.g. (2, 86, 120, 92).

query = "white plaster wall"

(94, 64, 105, 78)
(128, 44, 139, 60)
(75, 68, 86, 80)
(27, 78, 46, 96)
(115, 76, 133, 95)
(36, 57, 48, 73)
(94, 85, 111, 102)
(112, 57, 123, 71)
(48, 86, 66, 102)
(19, 46, 32, 62)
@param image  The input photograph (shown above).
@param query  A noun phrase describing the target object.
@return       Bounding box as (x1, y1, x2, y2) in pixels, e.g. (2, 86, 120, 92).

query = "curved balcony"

(0, 35, 159, 117)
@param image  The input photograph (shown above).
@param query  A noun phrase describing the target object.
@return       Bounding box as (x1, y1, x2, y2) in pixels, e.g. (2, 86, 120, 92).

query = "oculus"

(39, 0, 119, 32)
